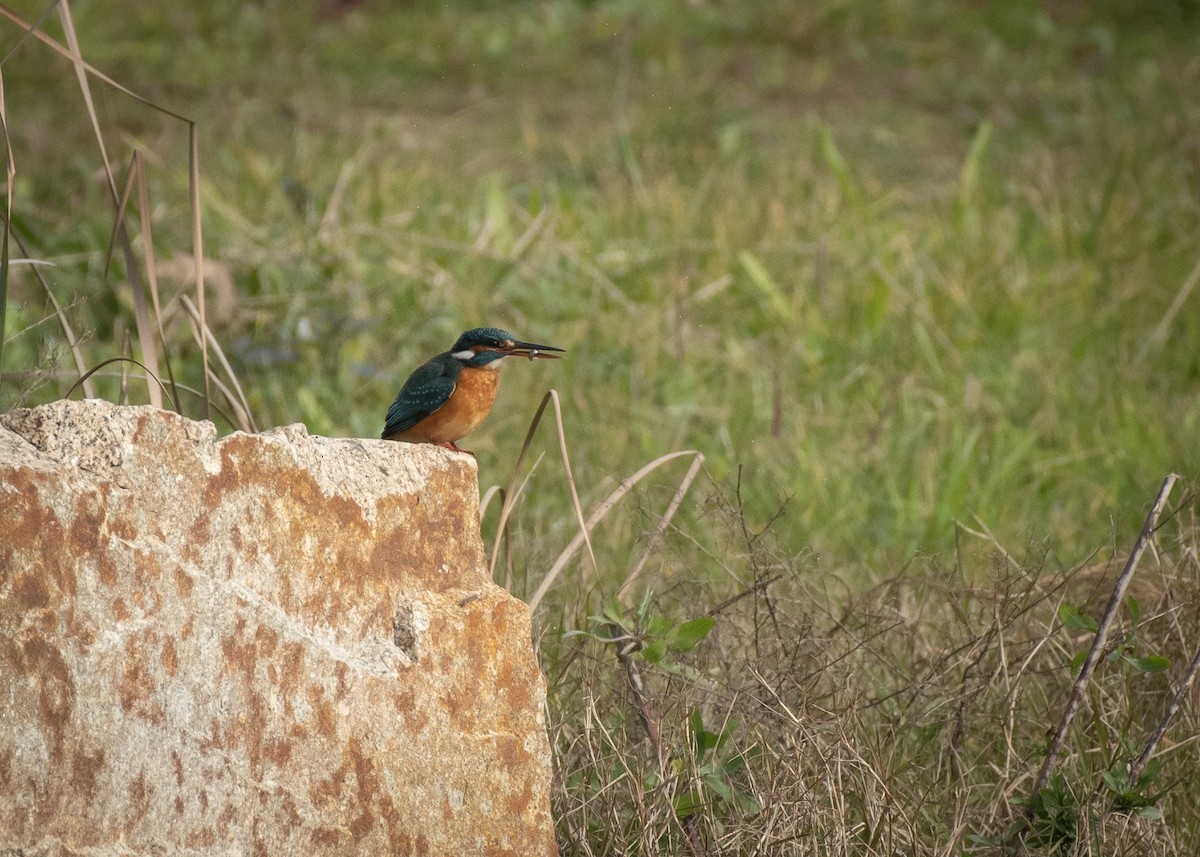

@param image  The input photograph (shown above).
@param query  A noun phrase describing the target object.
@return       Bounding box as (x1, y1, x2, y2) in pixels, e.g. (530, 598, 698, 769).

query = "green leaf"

(670, 616, 715, 652)
(636, 588, 654, 621)
(1137, 805, 1163, 820)
(1059, 603, 1098, 633)
(562, 629, 598, 640)
(641, 639, 668, 665)
(1101, 769, 1126, 794)
(958, 118, 993, 208)
(739, 251, 793, 323)
(600, 602, 627, 628)
(733, 789, 761, 815)
(1127, 595, 1141, 626)
(673, 790, 704, 819)
(646, 613, 673, 637)
(702, 773, 734, 802)
(1125, 654, 1171, 673)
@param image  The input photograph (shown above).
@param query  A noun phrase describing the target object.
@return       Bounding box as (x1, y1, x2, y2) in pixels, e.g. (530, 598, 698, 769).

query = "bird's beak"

(508, 340, 565, 361)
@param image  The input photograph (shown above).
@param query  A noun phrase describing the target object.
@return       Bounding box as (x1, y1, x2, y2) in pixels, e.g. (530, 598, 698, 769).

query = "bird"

(381, 327, 564, 453)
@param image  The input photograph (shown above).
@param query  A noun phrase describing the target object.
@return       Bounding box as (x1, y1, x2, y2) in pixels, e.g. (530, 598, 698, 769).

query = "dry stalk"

(1128, 642, 1200, 788)
(1029, 473, 1178, 799)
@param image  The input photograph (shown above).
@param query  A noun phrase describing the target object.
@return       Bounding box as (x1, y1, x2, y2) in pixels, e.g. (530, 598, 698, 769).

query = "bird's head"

(450, 327, 565, 369)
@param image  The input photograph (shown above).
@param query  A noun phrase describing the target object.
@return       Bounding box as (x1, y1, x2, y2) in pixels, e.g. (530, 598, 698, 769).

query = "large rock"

(0, 399, 557, 856)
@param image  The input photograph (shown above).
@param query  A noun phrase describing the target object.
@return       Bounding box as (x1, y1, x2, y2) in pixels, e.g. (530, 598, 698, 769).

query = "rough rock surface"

(0, 399, 557, 856)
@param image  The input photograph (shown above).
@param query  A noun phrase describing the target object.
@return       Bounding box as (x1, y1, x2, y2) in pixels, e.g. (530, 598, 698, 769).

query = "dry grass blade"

(528, 449, 704, 611)
(489, 390, 594, 590)
(2, 220, 94, 398)
(481, 451, 544, 521)
(179, 294, 255, 432)
(105, 152, 163, 408)
(62, 2, 164, 408)
(318, 158, 354, 243)
(0, 1, 197, 409)
(479, 484, 503, 520)
(0, 66, 10, 400)
(1136, 254, 1200, 364)
(0, 3, 191, 123)
(134, 148, 181, 412)
(64, 356, 176, 409)
(189, 124, 210, 415)
(1030, 473, 1179, 799)
(57, 0, 115, 195)
(1128, 642, 1200, 788)
(617, 451, 705, 605)
(481, 452, 545, 590)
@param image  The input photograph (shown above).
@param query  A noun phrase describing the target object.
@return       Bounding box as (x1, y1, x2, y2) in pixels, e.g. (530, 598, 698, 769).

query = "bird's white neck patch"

(452, 349, 475, 360)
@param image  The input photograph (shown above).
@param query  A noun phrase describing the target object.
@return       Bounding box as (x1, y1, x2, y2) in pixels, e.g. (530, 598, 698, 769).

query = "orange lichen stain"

(263, 738, 292, 767)
(172, 750, 184, 787)
(173, 566, 194, 598)
(108, 512, 137, 543)
(391, 689, 428, 732)
(505, 770, 535, 818)
(129, 770, 150, 821)
(132, 585, 163, 614)
(175, 796, 184, 815)
(224, 687, 269, 775)
(311, 827, 342, 849)
(133, 547, 163, 583)
(186, 828, 215, 848)
(278, 642, 305, 697)
(308, 683, 336, 739)
(221, 617, 254, 682)
(280, 792, 303, 828)
(189, 510, 212, 549)
(112, 598, 130, 622)
(161, 637, 179, 677)
(71, 747, 105, 796)
(3, 473, 57, 551)
(13, 574, 49, 610)
(254, 625, 279, 659)
(119, 634, 155, 716)
(21, 637, 74, 763)
(66, 493, 107, 574)
(334, 662, 352, 701)
(347, 737, 379, 842)
(217, 802, 236, 838)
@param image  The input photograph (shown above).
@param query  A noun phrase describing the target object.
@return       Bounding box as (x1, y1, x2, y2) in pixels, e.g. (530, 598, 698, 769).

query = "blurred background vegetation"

(4, 1, 1200, 849)
(4, 0, 1198, 584)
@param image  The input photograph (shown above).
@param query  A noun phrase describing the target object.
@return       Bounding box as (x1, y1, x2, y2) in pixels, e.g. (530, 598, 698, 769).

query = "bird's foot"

(433, 441, 475, 456)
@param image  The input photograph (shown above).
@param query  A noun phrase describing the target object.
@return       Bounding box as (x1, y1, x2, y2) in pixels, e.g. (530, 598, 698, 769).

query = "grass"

(3, 0, 1200, 852)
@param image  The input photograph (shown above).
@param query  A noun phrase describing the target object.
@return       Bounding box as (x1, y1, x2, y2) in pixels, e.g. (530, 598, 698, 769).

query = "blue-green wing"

(381, 355, 458, 438)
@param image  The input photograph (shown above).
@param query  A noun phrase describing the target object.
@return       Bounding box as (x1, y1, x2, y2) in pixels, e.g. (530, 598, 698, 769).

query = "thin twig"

(618, 451, 705, 605)
(1030, 473, 1178, 798)
(490, 390, 596, 600)
(1128, 642, 1200, 787)
(1136, 255, 1200, 364)
(527, 449, 703, 610)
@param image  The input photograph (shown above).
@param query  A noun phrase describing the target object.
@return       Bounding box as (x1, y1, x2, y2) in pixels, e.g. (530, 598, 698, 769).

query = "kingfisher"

(381, 327, 564, 453)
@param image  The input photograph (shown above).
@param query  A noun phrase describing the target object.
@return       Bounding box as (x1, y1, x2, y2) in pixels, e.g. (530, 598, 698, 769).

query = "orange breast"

(398, 366, 500, 444)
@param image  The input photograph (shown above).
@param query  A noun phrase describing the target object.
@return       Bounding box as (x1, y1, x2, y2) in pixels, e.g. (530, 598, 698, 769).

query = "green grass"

(4, 0, 1200, 851)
